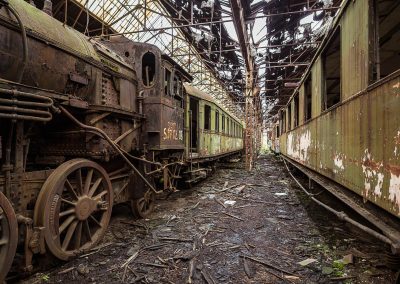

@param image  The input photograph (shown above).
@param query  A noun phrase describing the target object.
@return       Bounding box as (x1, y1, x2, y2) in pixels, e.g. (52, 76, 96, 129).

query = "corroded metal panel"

(340, 0, 370, 99)
(281, 73, 400, 217)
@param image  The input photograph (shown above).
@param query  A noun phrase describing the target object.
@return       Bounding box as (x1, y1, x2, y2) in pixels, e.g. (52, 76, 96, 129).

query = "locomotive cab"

(101, 37, 192, 151)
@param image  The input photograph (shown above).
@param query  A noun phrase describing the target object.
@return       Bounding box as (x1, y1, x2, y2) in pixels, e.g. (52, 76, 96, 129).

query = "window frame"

(304, 73, 312, 122)
(322, 26, 342, 111)
(204, 104, 211, 131)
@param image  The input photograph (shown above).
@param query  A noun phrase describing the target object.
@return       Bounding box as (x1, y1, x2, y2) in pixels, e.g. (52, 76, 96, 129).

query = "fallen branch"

(58, 267, 75, 275)
(188, 239, 197, 284)
(133, 275, 146, 283)
(80, 242, 113, 258)
(188, 259, 195, 284)
(214, 198, 227, 208)
(265, 267, 294, 284)
(121, 251, 139, 268)
(122, 265, 129, 282)
(236, 197, 282, 205)
(243, 257, 253, 279)
(222, 212, 244, 221)
(137, 262, 169, 268)
(158, 237, 193, 242)
(236, 204, 258, 209)
(240, 255, 298, 277)
(330, 276, 357, 281)
(142, 243, 169, 251)
(201, 268, 216, 284)
(218, 183, 245, 193)
(189, 201, 200, 210)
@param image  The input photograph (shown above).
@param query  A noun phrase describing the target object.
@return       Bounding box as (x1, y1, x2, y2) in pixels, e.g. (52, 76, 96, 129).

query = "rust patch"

(362, 157, 381, 171)
(386, 164, 400, 177)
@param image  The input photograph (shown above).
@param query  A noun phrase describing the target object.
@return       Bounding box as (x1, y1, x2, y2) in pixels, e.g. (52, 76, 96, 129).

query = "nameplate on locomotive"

(163, 122, 183, 141)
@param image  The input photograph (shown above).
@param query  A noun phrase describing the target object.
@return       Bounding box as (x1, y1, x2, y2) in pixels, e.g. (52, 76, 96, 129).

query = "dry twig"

(222, 212, 244, 221)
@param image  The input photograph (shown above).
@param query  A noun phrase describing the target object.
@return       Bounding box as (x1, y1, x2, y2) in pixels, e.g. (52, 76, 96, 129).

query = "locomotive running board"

(282, 156, 400, 247)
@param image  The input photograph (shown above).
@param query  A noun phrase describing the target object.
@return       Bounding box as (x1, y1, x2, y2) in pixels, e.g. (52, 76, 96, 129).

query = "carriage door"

(189, 97, 199, 152)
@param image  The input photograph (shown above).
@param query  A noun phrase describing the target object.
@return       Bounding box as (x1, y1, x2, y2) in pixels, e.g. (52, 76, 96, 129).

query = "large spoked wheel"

(0, 192, 18, 283)
(34, 159, 113, 261)
(131, 190, 155, 219)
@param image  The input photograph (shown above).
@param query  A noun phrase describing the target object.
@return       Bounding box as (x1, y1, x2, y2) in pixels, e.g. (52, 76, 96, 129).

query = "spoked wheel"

(131, 190, 155, 218)
(0, 192, 18, 282)
(34, 159, 113, 260)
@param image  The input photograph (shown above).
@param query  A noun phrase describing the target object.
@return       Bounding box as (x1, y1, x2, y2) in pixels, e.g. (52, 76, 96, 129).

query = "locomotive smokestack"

(42, 0, 53, 16)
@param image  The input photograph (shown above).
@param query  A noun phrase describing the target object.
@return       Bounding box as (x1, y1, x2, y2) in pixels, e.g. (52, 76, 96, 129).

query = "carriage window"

(227, 118, 230, 135)
(294, 94, 299, 127)
(287, 106, 291, 131)
(374, 0, 400, 80)
(173, 75, 182, 97)
(322, 27, 341, 110)
(279, 110, 285, 135)
(304, 74, 312, 121)
(164, 68, 171, 96)
(215, 110, 219, 132)
(142, 52, 155, 87)
(204, 105, 211, 130)
(222, 114, 225, 133)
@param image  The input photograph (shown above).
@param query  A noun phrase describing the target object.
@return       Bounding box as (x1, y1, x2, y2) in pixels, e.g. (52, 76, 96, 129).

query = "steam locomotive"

(0, 0, 243, 280)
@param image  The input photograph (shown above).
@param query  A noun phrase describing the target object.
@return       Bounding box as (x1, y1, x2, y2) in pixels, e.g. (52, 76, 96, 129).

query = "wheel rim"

(0, 192, 18, 282)
(131, 191, 155, 218)
(34, 159, 113, 260)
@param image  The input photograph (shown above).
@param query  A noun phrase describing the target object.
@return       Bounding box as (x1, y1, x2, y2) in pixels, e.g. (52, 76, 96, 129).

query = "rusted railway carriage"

(0, 0, 243, 280)
(276, 0, 400, 254)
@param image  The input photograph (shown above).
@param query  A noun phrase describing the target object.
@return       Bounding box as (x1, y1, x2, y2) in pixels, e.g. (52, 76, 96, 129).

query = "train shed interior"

(1, 0, 400, 283)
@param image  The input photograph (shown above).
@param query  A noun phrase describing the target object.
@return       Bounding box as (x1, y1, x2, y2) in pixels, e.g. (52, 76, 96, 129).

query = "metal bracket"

(29, 227, 46, 255)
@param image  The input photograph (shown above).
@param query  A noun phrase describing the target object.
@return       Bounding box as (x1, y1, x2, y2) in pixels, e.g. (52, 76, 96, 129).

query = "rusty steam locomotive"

(0, 0, 243, 280)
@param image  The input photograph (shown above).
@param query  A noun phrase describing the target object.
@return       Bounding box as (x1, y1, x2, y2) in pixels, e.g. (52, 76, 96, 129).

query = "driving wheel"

(0, 191, 18, 282)
(34, 159, 113, 260)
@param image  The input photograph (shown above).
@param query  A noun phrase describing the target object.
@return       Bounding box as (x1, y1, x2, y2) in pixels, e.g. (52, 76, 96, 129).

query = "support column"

(245, 76, 253, 171)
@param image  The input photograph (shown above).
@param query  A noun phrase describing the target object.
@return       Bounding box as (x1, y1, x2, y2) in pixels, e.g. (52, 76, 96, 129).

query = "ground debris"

(243, 256, 255, 278)
(298, 258, 317, 266)
(21, 154, 397, 284)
